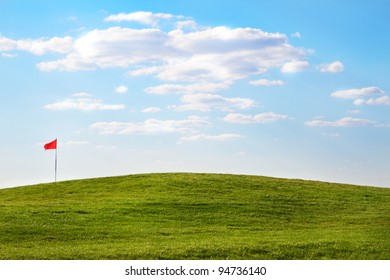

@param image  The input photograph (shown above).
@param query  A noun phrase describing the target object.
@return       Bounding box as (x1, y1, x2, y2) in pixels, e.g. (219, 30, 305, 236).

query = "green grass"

(0, 173, 389, 259)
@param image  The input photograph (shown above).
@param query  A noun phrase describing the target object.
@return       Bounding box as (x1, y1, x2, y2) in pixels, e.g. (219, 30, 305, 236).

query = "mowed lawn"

(0, 173, 389, 259)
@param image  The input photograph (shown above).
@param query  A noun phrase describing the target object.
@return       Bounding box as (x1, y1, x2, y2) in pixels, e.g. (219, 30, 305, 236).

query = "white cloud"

(0, 35, 73, 55)
(171, 93, 255, 112)
(90, 116, 210, 134)
(0, 36, 15, 51)
(158, 27, 307, 81)
(249, 79, 284, 86)
(5, 18, 309, 82)
(304, 117, 376, 127)
(129, 66, 163, 77)
(37, 27, 176, 71)
(281, 60, 310, 73)
(114, 85, 128, 94)
(176, 20, 198, 30)
(72, 92, 91, 97)
(35, 24, 309, 82)
(331, 87, 385, 99)
(353, 95, 390, 106)
(142, 107, 161, 113)
(319, 61, 344, 73)
(44, 98, 125, 111)
(155, 52, 268, 82)
(223, 112, 288, 124)
(179, 134, 243, 142)
(331, 86, 390, 107)
(104, 11, 182, 26)
(145, 82, 231, 95)
(346, 110, 361, 114)
(145, 82, 251, 112)
(291, 32, 301, 38)
(1, 52, 17, 58)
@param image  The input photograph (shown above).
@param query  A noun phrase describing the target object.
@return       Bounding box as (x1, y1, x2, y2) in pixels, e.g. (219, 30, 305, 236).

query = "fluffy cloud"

(304, 117, 376, 127)
(90, 116, 210, 134)
(34, 18, 308, 82)
(353, 95, 390, 106)
(104, 11, 183, 26)
(223, 112, 288, 124)
(114, 86, 128, 94)
(331, 87, 384, 99)
(331, 86, 389, 106)
(44, 98, 125, 111)
(179, 134, 243, 142)
(129, 66, 163, 77)
(0, 35, 73, 55)
(168, 26, 287, 54)
(3, 11, 311, 85)
(145, 82, 250, 112)
(171, 93, 255, 112)
(145, 82, 230, 95)
(319, 61, 344, 73)
(37, 27, 176, 71)
(281, 60, 310, 73)
(176, 20, 198, 30)
(249, 79, 284, 86)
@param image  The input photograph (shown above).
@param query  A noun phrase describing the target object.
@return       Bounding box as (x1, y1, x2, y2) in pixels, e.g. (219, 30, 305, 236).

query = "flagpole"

(55, 139, 57, 183)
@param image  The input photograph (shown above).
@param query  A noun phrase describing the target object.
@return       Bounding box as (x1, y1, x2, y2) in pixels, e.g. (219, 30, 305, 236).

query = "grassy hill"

(0, 173, 389, 260)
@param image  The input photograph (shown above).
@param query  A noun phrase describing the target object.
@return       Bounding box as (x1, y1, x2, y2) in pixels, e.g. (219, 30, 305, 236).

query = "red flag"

(44, 139, 57, 150)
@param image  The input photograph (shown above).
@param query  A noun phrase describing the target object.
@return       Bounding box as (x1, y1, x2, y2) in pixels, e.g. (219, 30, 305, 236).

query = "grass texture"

(0, 173, 389, 259)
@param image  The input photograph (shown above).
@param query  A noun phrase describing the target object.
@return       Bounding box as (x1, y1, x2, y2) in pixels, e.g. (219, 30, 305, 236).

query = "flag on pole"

(44, 139, 58, 182)
(44, 139, 57, 150)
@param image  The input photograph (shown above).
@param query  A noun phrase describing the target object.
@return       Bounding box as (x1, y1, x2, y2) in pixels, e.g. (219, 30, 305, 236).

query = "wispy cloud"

(90, 116, 210, 134)
(223, 112, 288, 124)
(305, 117, 376, 127)
(171, 93, 255, 112)
(331, 86, 389, 106)
(44, 97, 125, 111)
(249, 79, 284, 86)
(331, 87, 384, 99)
(179, 134, 243, 143)
(319, 61, 344, 73)
(354, 95, 390, 106)
(104, 11, 183, 26)
(290, 32, 302, 38)
(142, 107, 161, 113)
(346, 110, 361, 114)
(1, 52, 17, 58)
(145, 82, 230, 95)
(72, 92, 91, 97)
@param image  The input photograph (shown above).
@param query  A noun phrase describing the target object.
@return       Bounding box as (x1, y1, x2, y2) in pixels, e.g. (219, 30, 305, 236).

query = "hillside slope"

(0, 173, 389, 259)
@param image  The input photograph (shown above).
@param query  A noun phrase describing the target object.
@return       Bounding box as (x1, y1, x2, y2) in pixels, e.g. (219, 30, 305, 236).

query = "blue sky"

(1, 0, 389, 188)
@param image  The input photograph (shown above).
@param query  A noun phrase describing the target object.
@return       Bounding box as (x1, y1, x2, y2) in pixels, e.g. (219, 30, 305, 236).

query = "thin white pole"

(55, 139, 58, 183)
